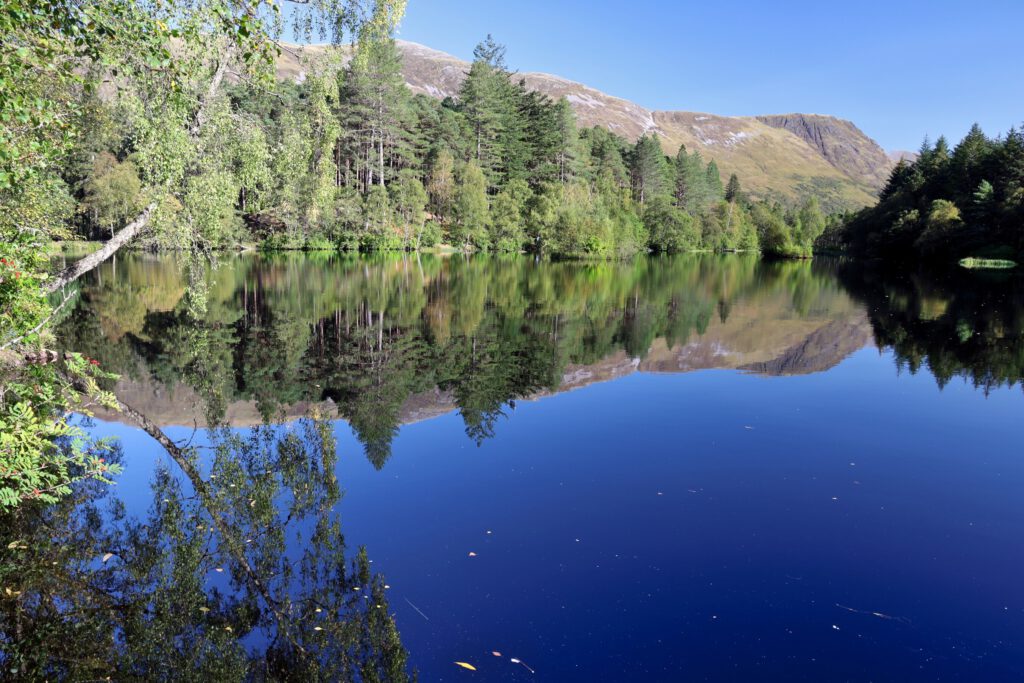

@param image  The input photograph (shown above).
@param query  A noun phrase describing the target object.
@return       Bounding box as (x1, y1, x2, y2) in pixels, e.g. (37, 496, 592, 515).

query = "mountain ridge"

(276, 41, 894, 209)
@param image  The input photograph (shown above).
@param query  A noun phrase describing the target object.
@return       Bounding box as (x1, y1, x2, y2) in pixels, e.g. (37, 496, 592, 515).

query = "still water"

(10, 253, 1024, 680)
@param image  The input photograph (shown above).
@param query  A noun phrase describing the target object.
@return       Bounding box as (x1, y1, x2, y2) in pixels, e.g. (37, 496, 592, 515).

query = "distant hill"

(276, 41, 897, 209)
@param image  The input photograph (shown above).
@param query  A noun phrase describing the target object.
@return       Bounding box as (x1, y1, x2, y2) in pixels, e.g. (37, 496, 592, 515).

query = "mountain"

(276, 41, 893, 209)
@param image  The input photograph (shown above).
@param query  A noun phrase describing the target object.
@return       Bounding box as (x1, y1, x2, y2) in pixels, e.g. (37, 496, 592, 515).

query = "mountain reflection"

(54, 253, 1023, 467)
(0, 413, 413, 681)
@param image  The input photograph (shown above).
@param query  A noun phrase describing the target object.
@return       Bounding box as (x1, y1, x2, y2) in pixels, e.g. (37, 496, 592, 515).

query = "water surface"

(12, 253, 1024, 680)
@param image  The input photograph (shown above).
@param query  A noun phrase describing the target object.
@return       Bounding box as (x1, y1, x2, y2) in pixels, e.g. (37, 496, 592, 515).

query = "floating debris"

(492, 651, 502, 657)
(836, 604, 911, 624)
(510, 658, 535, 674)
(404, 597, 430, 621)
(468, 552, 477, 557)
(454, 661, 477, 671)
(102, 553, 114, 563)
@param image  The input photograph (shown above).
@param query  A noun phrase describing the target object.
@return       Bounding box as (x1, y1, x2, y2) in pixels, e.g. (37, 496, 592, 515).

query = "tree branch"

(46, 205, 156, 293)
(1, 288, 78, 349)
(47, 58, 230, 294)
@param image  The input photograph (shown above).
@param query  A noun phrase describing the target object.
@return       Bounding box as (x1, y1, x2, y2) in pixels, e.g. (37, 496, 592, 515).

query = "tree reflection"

(0, 411, 414, 681)
(56, 253, 863, 466)
(839, 262, 1024, 393)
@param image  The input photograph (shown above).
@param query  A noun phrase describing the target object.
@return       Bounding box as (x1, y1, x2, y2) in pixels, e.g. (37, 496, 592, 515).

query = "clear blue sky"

(393, 0, 1023, 151)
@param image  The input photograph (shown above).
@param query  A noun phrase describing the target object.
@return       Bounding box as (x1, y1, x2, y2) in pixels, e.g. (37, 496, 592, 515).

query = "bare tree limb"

(47, 59, 230, 294)
(1, 287, 78, 349)
(46, 205, 157, 293)
(111, 395, 309, 659)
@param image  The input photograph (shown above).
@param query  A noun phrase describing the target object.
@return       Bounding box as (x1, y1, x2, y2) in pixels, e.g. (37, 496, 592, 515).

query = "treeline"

(69, 35, 829, 258)
(839, 124, 1024, 262)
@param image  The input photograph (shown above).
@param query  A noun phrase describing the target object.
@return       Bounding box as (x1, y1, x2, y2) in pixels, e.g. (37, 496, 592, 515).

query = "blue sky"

(392, 0, 1023, 151)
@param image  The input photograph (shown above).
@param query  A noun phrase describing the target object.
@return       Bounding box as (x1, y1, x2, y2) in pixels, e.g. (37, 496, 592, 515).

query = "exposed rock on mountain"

(276, 41, 896, 209)
(755, 114, 892, 191)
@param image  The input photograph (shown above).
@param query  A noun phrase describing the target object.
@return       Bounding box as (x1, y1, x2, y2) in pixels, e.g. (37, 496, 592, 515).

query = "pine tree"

(724, 174, 742, 203)
(705, 160, 724, 202)
(674, 147, 708, 211)
(460, 37, 514, 188)
(339, 38, 413, 191)
(631, 134, 670, 205)
(554, 98, 580, 183)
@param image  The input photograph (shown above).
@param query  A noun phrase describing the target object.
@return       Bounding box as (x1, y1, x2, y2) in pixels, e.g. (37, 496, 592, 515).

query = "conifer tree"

(725, 174, 742, 203)
(631, 134, 670, 205)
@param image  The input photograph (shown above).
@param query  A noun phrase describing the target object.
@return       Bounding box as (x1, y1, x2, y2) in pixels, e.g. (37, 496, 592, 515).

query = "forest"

(837, 125, 1024, 263)
(29, 34, 831, 261)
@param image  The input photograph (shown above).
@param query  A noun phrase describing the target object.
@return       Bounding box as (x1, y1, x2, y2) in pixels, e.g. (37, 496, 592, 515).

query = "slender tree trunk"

(46, 204, 157, 293)
(47, 59, 229, 292)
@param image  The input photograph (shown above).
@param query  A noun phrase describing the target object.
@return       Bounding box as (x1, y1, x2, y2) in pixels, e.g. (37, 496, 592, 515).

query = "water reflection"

(0, 414, 413, 681)
(56, 253, 880, 465)
(838, 262, 1024, 393)
(10, 253, 1024, 680)
(54, 253, 1024, 466)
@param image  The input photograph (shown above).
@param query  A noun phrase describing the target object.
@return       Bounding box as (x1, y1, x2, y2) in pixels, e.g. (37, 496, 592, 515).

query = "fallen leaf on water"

(102, 553, 114, 563)
(491, 651, 502, 657)
(454, 662, 477, 671)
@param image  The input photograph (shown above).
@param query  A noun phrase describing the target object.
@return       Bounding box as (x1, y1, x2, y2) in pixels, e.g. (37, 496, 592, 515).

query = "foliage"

(840, 124, 1024, 262)
(0, 352, 120, 510)
(1, 0, 408, 509)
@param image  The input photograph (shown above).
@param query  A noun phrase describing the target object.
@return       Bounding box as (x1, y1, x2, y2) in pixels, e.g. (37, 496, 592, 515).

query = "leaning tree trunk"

(46, 205, 157, 293)
(47, 60, 228, 293)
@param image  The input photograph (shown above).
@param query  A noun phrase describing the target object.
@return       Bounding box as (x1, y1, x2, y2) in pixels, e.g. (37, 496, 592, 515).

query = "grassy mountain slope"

(276, 41, 892, 209)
